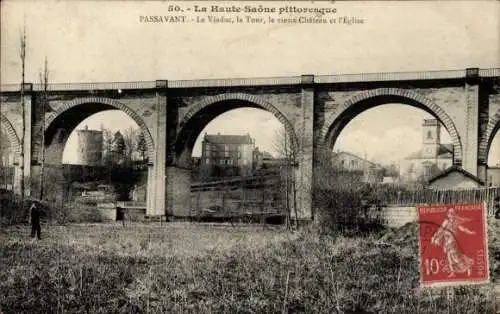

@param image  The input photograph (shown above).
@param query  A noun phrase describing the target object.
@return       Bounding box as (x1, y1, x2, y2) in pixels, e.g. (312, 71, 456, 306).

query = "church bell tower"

(422, 119, 441, 158)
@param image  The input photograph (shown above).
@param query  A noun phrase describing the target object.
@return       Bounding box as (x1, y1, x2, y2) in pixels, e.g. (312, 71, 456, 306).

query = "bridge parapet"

(1, 68, 498, 93)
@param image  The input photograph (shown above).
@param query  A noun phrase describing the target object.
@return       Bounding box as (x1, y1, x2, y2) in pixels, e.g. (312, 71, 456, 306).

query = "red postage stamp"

(417, 202, 489, 287)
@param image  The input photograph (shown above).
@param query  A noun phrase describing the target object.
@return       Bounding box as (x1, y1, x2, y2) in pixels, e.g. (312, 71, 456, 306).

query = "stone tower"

(422, 119, 441, 158)
(75, 125, 103, 166)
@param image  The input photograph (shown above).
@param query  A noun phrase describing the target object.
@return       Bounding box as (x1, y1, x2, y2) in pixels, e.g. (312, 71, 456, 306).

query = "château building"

(200, 133, 261, 177)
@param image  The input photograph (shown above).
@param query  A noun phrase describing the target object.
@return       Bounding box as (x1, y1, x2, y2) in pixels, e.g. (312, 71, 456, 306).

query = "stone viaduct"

(0, 68, 499, 220)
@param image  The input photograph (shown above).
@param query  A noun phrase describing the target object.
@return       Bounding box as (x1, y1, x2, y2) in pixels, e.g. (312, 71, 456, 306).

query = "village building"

(200, 133, 262, 177)
(331, 151, 384, 183)
(427, 166, 485, 190)
(400, 119, 453, 182)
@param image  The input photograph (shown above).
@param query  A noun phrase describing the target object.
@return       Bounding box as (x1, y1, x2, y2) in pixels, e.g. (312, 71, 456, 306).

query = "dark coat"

(30, 204, 41, 224)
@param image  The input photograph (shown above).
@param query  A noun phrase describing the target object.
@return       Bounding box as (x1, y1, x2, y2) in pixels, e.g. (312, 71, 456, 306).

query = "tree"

(38, 57, 49, 200)
(19, 23, 27, 200)
(135, 131, 147, 162)
(272, 126, 298, 228)
(101, 126, 114, 166)
(273, 126, 295, 163)
(101, 127, 142, 166)
(110, 131, 125, 166)
(122, 127, 139, 162)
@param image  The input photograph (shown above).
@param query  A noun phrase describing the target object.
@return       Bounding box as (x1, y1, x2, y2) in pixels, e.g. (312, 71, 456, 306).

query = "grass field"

(0, 221, 499, 313)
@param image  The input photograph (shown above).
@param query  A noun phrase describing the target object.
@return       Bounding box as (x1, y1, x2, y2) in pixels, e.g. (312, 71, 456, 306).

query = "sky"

(60, 108, 283, 163)
(1, 0, 499, 165)
(333, 104, 453, 165)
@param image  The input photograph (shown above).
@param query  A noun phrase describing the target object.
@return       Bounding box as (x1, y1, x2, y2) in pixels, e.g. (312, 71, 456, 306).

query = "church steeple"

(422, 119, 441, 158)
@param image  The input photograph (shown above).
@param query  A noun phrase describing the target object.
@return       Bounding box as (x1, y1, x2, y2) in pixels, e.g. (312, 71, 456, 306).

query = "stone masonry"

(0, 68, 499, 220)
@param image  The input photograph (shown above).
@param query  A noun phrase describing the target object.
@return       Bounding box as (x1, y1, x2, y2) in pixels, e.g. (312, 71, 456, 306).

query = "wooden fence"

(190, 175, 286, 220)
(374, 187, 499, 215)
(191, 175, 280, 192)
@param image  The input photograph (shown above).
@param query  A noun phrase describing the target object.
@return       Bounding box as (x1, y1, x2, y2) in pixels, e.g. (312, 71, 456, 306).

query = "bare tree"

(101, 126, 113, 165)
(122, 127, 139, 162)
(38, 57, 49, 200)
(272, 126, 298, 228)
(19, 23, 27, 201)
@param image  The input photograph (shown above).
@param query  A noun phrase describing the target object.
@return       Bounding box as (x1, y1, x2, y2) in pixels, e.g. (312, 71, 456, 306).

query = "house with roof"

(400, 119, 454, 182)
(331, 151, 384, 183)
(427, 166, 484, 189)
(199, 133, 260, 177)
(331, 151, 375, 172)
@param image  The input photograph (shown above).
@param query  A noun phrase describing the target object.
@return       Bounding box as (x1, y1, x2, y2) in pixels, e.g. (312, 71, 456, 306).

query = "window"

(243, 159, 248, 165)
(427, 130, 432, 139)
(225, 151, 229, 157)
(224, 144, 229, 152)
(424, 165, 432, 177)
(205, 158, 210, 164)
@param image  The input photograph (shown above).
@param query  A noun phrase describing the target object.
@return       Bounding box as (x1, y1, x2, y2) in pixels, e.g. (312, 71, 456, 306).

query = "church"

(400, 119, 454, 182)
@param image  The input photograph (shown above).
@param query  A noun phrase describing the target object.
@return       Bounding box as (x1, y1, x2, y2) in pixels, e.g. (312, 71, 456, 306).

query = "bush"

(314, 187, 385, 235)
(0, 189, 107, 225)
(0, 191, 31, 225)
(312, 164, 386, 235)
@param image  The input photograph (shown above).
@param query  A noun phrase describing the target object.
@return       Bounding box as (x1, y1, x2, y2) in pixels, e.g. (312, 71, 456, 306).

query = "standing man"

(30, 201, 41, 240)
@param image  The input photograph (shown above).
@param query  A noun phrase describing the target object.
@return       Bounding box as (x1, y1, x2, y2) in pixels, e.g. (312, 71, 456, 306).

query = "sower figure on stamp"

(431, 207, 475, 277)
(29, 201, 42, 240)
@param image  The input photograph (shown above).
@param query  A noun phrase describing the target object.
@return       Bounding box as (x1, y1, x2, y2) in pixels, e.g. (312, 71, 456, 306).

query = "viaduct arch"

(321, 88, 463, 164)
(479, 108, 500, 164)
(43, 97, 155, 163)
(175, 92, 299, 167)
(167, 92, 300, 217)
(0, 113, 21, 162)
